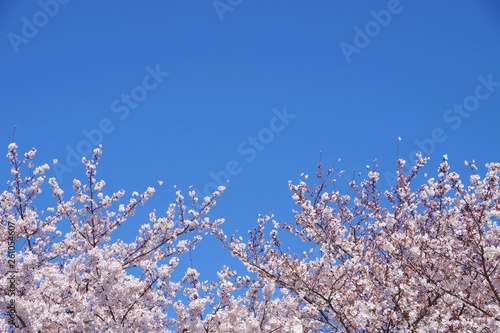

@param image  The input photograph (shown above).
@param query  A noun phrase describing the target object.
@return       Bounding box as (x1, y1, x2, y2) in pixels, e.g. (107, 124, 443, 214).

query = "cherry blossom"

(1, 143, 498, 332)
(220, 156, 500, 332)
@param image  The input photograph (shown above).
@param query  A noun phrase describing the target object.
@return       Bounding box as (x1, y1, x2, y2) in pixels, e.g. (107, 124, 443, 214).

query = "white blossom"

(8, 142, 17, 151)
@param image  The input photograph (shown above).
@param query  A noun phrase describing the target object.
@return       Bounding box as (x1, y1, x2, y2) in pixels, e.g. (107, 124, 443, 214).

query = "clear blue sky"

(2, 1, 500, 279)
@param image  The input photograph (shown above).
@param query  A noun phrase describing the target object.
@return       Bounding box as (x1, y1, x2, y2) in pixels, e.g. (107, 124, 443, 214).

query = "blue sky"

(2, 1, 500, 279)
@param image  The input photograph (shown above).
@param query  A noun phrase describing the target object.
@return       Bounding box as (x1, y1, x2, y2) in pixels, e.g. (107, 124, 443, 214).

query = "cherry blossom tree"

(0, 143, 226, 332)
(221, 155, 500, 332)
(1, 143, 499, 332)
